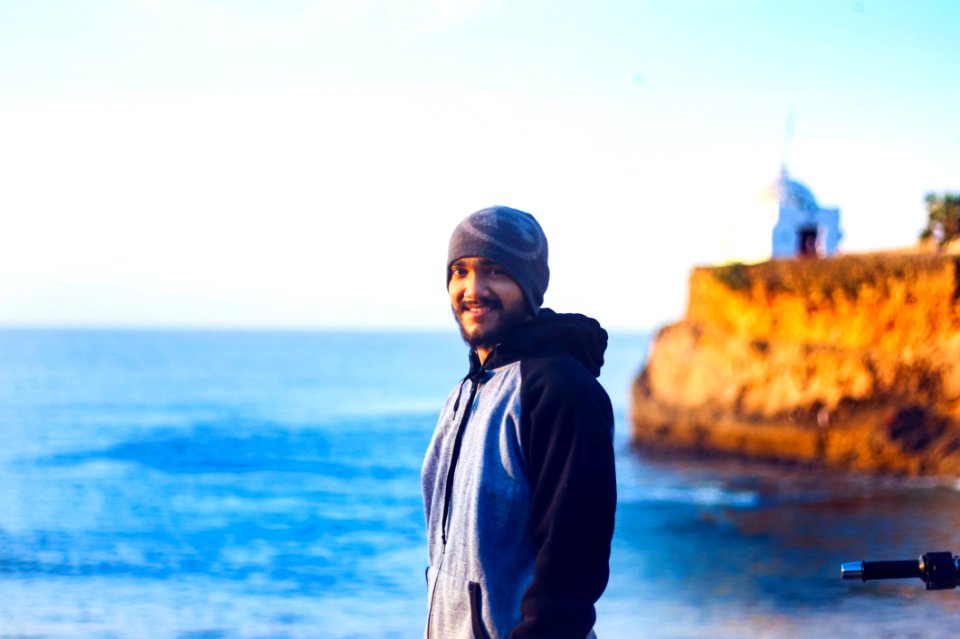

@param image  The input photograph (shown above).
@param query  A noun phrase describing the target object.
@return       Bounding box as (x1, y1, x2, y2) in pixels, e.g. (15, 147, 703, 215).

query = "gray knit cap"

(447, 205, 550, 312)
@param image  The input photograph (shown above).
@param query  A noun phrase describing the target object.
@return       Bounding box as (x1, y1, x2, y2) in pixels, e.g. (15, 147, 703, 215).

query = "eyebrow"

(451, 258, 501, 268)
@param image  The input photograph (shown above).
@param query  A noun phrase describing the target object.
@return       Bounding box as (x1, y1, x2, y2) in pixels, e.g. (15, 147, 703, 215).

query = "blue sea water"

(2, 329, 960, 638)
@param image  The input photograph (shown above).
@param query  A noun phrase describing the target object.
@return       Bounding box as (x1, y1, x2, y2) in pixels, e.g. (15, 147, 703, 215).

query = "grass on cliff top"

(706, 252, 956, 299)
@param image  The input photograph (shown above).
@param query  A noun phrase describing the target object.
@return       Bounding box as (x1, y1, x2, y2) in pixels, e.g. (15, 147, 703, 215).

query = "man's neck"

(475, 346, 493, 365)
(471, 311, 539, 366)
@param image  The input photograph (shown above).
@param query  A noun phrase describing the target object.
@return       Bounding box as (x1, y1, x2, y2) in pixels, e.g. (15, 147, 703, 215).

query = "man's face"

(448, 257, 530, 355)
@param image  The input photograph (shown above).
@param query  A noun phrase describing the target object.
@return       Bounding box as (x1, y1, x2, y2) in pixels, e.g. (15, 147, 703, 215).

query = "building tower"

(771, 167, 842, 258)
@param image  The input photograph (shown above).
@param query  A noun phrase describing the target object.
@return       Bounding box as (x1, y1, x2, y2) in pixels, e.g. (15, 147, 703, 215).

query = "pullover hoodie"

(422, 310, 616, 639)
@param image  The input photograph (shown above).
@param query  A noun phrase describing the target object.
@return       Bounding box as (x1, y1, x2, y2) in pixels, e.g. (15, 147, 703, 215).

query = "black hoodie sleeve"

(511, 354, 617, 639)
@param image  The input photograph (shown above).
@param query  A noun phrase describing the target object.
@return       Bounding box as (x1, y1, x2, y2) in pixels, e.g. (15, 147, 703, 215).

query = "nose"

(462, 270, 489, 299)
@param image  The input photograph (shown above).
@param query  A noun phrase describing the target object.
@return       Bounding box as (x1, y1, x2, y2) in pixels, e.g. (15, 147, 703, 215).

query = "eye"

(450, 267, 468, 278)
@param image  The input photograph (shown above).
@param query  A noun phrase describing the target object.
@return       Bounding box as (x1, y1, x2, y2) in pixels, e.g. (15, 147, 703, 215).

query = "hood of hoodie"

(472, 308, 608, 378)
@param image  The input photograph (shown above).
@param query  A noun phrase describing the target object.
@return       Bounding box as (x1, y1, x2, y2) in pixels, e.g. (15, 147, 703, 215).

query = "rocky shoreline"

(631, 252, 960, 476)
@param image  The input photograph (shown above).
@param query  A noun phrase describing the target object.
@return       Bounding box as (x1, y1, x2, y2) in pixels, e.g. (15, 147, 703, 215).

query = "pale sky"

(2, 1, 958, 331)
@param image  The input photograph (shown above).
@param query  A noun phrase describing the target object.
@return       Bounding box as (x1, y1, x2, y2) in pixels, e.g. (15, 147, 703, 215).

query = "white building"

(770, 168, 842, 258)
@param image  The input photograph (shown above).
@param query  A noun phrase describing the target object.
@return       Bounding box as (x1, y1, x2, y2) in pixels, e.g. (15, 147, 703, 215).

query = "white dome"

(775, 168, 819, 212)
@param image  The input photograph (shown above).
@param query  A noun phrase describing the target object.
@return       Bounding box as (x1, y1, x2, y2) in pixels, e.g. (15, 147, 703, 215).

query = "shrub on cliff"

(920, 192, 960, 245)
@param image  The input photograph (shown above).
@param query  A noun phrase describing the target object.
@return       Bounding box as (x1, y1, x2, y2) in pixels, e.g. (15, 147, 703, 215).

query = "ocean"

(1, 329, 959, 638)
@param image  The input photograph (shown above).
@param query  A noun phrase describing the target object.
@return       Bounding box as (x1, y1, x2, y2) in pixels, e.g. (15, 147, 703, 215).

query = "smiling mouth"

(460, 299, 503, 318)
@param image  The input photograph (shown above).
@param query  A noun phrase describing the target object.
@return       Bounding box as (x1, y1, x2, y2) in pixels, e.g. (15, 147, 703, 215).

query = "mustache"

(457, 297, 503, 312)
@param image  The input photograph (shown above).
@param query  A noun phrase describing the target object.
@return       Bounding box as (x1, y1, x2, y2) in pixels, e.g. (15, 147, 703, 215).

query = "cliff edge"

(631, 252, 960, 476)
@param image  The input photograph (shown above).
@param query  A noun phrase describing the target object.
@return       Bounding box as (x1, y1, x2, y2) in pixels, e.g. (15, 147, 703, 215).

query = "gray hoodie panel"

(423, 361, 535, 638)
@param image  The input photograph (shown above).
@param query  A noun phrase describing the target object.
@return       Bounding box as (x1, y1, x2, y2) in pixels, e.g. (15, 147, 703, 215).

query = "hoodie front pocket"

(468, 581, 489, 639)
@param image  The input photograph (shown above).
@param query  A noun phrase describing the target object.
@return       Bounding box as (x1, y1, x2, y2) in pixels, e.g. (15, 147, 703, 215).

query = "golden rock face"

(632, 252, 960, 476)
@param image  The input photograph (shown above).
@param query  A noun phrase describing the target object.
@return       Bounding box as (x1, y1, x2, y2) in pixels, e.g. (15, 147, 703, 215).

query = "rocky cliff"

(631, 252, 960, 476)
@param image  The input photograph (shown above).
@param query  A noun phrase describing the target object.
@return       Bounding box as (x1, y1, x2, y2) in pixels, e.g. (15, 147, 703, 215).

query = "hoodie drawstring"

(440, 348, 496, 546)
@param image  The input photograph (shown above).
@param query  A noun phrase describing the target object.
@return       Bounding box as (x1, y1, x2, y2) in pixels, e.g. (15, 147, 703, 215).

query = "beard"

(453, 295, 529, 352)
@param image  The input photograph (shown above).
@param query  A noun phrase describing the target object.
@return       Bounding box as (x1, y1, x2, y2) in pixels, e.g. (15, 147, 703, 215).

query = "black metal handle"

(867, 559, 922, 580)
(841, 552, 958, 590)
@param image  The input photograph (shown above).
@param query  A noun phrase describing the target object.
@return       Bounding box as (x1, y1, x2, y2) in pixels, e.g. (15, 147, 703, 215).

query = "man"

(422, 205, 617, 639)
